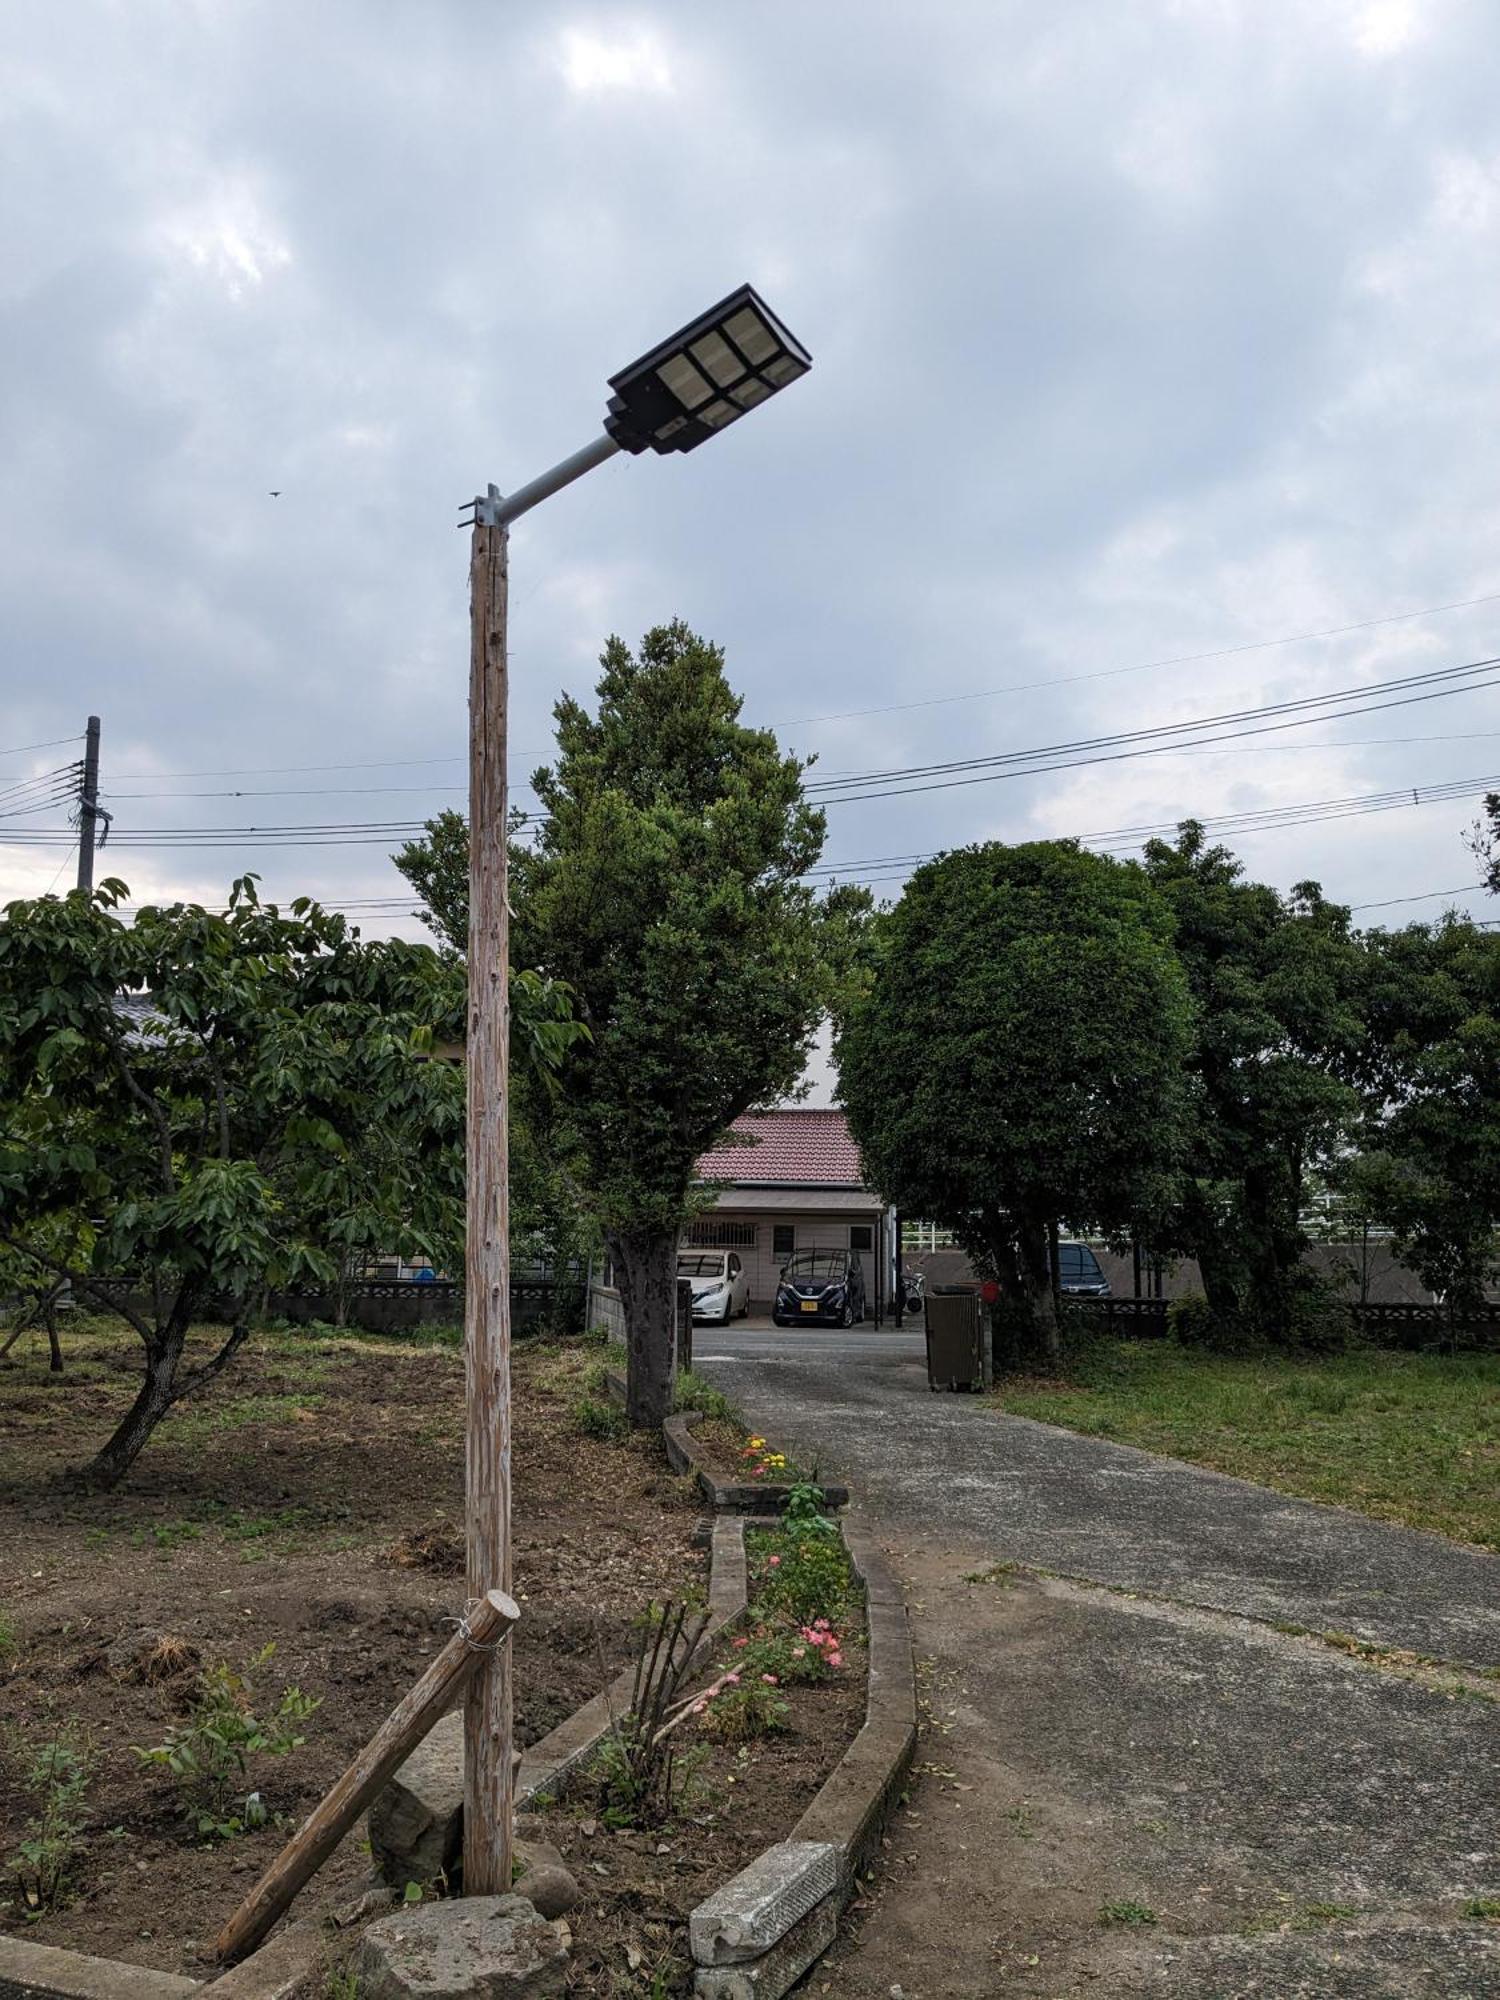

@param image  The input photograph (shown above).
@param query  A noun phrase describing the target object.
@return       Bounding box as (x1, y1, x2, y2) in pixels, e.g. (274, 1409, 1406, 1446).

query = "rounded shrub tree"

(836, 840, 1192, 1365)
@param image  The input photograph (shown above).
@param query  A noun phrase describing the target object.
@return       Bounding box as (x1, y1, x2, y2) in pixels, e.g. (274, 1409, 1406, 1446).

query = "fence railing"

(80, 1274, 585, 1337)
(1068, 1294, 1500, 1348)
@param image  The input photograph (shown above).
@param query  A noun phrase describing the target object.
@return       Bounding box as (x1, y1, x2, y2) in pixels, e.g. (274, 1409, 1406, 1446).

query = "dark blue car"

(772, 1248, 867, 1328)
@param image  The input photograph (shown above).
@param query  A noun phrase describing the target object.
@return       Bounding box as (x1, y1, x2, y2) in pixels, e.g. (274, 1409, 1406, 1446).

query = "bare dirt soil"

(0, 1323, 708, 1975)
(0, 1322, 869, 1996)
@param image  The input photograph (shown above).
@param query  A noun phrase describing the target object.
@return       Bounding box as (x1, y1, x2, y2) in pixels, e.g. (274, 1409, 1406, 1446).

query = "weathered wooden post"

(464, 515, 513, 1896)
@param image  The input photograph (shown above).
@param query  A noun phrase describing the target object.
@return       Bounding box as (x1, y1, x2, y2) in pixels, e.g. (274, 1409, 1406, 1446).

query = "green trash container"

(924, 1287, 985, 1391)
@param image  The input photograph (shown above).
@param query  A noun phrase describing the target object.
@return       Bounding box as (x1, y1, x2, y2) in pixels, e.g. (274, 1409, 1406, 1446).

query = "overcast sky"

(6, 0, 1500, 1051)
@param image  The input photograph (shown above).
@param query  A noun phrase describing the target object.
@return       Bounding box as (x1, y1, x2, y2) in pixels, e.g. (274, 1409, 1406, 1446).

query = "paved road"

(697, 1328, 1500, 1999)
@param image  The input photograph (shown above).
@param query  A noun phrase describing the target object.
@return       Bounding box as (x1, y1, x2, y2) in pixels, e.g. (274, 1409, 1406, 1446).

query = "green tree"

(417, 619, 860, 1426)
(1352, 916, 1500, 1312)
(0, 878, 471, 1486)
(1140, 825, 1364, 1341)
(836, 840, 1193, 1363)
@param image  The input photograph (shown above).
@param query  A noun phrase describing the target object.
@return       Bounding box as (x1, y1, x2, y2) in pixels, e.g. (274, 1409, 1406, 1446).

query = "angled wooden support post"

(464, 517, 514, 1897)
(212, 1588, 520, 1965)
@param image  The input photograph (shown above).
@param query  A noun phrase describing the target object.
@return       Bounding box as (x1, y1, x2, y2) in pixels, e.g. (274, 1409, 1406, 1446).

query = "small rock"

(355, 1893, 568, 1998)
(513, 1838, 580, 1921)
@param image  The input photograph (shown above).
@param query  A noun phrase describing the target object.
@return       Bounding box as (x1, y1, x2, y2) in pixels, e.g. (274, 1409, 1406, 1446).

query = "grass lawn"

(991, 1341, 1500, 1551)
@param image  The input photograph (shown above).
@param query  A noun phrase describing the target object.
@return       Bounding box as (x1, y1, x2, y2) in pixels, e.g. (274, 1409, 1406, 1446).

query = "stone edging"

(686, 1518, 917, 2000)
(0, 1935, 201, 1999)
(603, 1371, 851, 1515)
(367, 1515, 749, 1884)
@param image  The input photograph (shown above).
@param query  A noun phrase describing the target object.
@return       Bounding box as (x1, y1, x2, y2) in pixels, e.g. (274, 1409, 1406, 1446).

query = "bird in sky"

(269, 490, 281, 498)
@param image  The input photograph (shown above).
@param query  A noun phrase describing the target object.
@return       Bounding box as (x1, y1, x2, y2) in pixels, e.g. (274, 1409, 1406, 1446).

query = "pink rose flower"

(792, 1646, 806, 1658)
(761, 1673, 779, 1685)
(692, 1700, 707, 1714)
(733, 1636, 748, 1648)
(725, 1671, 740, 1684)
(767, 1555, 781, 1567)
(827, 1652, 843, 1668)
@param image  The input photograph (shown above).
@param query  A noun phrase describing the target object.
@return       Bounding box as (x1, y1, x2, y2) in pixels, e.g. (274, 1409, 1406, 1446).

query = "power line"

(803, 659, 1500, 807)
(1349, 884, 1488, 911)
(0, 733, 84, 763)
(772, 586, 1500, 729)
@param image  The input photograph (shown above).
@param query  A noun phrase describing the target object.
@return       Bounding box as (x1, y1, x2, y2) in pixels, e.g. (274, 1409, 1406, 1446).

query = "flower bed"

(520, 1495, 868, 1992)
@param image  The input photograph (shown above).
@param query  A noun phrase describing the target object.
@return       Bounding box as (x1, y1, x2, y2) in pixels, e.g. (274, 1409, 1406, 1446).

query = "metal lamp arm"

(462, 432, 622, 531)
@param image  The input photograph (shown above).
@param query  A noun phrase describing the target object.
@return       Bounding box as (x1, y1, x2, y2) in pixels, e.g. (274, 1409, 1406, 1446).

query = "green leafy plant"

(133, 1643, 319, 1839)
(0, 1611, 16, 1661)
(1101, 1899, 1157, 1926)
(1463, 1896, 1500, 1921)
(673, 1369, 737, 1424)
(8, 1727, 95, 1915)
(572, 1393, 628, 1442)
(782, 1476, 836, 1534)
(752, 1527, 855, 1627)
(697, 1678, 789, 1741)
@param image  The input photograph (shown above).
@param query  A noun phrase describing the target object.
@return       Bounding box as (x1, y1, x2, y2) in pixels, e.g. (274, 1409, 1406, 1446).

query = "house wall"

(687, 1207, 886, 1309)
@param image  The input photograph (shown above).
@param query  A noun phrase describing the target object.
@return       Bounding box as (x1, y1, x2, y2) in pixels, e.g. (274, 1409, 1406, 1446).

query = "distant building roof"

(695, 1109, 867, 1189)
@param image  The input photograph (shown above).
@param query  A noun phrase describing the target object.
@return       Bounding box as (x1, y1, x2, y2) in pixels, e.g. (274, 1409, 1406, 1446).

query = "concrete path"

(697, 1329, 1500, 1998)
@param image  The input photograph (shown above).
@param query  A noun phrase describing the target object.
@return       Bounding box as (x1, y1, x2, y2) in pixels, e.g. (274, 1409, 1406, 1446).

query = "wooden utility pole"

(463, 520, 513, 1895)
(76, 714, 100, 892)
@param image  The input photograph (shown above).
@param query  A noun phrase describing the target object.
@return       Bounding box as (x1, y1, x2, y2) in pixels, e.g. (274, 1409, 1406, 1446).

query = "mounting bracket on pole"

(458, 484, 506, 530)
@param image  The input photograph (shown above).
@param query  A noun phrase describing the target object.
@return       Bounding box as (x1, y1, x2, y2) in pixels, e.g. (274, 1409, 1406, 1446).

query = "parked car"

(678, 1250, 750, 1324)
(1058, 1241, 1110, 1297)
(772, 1248, 867, 1328)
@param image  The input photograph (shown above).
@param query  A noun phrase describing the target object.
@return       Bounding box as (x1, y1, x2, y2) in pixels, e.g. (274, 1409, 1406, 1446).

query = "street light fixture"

(458, 286, 810, 1899)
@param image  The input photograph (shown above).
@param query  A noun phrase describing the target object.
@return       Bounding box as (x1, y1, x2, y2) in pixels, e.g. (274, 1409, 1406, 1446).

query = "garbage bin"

(924, 1287, 985, 1391)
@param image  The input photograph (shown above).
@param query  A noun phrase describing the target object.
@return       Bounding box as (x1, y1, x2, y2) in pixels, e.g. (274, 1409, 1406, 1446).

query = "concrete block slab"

(692, 1894, 838, 2000)
(689, 1840, 838, 1965)
(0, 1936, 199, 1999)
(198, 1922, 324, 1997)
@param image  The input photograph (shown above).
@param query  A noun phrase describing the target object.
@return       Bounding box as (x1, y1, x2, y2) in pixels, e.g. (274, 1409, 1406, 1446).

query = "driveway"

(696, 1328, 1500, 1998)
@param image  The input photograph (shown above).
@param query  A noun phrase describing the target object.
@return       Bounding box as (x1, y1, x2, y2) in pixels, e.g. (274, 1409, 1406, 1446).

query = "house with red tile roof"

(686, 1108, 895, 1321)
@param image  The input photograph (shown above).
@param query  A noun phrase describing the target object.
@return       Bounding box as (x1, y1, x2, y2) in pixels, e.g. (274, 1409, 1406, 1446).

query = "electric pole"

(76, 714, 101, 892)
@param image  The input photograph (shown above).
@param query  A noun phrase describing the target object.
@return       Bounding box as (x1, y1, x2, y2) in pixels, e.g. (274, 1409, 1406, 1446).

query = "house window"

(687, 1219, 757, 1249)
(772, 1223, 795, 1258)
(849, 1224, 874, 1254)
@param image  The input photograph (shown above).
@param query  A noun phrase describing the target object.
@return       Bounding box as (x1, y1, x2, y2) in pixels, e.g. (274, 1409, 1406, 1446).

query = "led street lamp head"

(604, 283, 812, 456)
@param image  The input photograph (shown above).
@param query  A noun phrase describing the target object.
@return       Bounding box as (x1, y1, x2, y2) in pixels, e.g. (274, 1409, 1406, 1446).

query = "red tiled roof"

(695, 1109, 867, 1188)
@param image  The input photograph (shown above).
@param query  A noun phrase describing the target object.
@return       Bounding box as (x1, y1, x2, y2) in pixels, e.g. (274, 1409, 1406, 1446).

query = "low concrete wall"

(0, 1937, 199, 1999)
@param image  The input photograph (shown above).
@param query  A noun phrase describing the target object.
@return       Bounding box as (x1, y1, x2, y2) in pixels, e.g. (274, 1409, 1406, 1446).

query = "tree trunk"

(1015, 1216, 1059, 1365)
(46, 1296, 63, 1375)
(609, 1228, 677, 1429)
(74, 1326, 186, 1490)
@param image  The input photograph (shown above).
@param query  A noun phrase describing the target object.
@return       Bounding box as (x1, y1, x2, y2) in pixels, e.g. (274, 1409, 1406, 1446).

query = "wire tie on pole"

(444, 1598, 509, 1654)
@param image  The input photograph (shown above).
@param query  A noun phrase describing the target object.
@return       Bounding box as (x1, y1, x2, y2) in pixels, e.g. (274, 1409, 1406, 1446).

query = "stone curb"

(368, 1516, 749, 1884)
(654, 1388, 851, 1517)
(603, 1371, 850, 1515)
(685, 1515, 917, 1999)
(0, 1936, 200, 1999)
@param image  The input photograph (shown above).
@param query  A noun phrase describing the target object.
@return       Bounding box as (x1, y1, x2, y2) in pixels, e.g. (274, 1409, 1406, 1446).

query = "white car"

(678, 1250, 750, 1324)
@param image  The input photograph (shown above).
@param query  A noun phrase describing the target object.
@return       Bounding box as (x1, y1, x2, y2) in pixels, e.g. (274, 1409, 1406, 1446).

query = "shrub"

(697, 1679, 789, 1741)
(7, 1727, 95, 1915)
(730, 1620, 849, 1685)
(133, 1644, 319, 1839)
(1166, 1295, 1218, 1347)
(572, 1393, 628, 1441)
(674, 1369, 737, 1424)
(752, 1526, 855, 1627)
